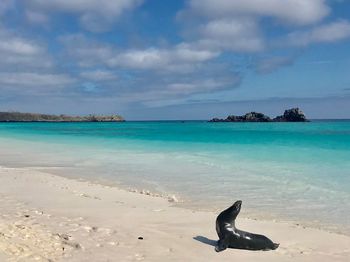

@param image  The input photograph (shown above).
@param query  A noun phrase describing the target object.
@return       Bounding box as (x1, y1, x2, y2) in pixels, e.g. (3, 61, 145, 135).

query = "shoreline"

(1, 156, 350, 237)
(0, 166, 349, 261)
(0, 135, 349, 237)
(26, 165, 350, 238)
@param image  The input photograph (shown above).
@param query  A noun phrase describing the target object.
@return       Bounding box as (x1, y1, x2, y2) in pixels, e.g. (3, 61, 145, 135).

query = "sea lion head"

(218, 200, 242, 223)
(229, 200, 242, 220)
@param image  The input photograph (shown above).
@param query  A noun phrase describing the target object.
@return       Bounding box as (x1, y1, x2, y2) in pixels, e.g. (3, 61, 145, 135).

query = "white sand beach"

(0, 166, 349, 261)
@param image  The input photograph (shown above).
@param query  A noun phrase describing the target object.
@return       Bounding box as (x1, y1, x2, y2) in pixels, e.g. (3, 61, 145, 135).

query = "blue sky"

(0, 0, 350, 119)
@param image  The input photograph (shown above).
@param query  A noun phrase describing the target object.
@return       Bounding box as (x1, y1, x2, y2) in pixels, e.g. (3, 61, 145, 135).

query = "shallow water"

(0, 121, 349, 234)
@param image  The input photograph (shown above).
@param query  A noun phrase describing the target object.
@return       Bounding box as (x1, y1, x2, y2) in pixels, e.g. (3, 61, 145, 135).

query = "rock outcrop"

(209, 108, 309, 122)
(226, 112, 272, 122)
(273, 108, 308, 122)
(209, 112, 271, 122)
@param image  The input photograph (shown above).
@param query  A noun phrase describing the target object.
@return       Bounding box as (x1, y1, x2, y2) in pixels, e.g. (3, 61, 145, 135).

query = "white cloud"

(186, 0, 329, 25)
(107, 43, 219, 70)
(0, 28, 75, 92)
(26, 0, 142, 16)
(286, 20, 350, 47)
(165, 78, 237, 95)
(59, 34, 238, 99)
(0, 37, 41, 56)
(118, 75, 240, 106)
(61, 35, 221, 74)
(124, 74, 241, 108)
(80, 70, 118, 81)
(59, 34, 114, 67)
(175, 43, 219, 62)
(196, 18, 264, 52)
(110, 48, 167, 69)
(25, 10, 49, 24)
(25, 0, 144, 32)
(254, 56, 294, 74)
(0, 27, 52, 69)
(0, 72, 76, 87)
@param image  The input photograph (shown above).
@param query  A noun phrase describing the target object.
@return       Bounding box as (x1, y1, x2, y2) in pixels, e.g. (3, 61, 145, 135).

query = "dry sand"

(0, 166, 349, 261)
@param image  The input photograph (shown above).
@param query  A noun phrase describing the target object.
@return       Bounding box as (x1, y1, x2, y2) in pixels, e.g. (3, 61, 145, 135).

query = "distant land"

(209, 108, 309, 122)
(0, 112, 124, 122)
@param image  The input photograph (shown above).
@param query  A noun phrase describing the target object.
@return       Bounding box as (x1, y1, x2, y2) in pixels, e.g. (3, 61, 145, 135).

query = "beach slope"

(0, 166, 349, 261)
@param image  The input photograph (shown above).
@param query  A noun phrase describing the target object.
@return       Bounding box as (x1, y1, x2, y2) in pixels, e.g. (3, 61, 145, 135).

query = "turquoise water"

(0, 121, 350, 233)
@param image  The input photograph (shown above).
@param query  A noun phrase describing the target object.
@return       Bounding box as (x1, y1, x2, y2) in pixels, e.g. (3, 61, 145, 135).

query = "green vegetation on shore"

(0, 112, 124, 122)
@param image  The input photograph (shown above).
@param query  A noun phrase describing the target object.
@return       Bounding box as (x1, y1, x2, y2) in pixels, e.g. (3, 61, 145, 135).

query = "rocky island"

(0, 112, 125, 122)
(209, 108, 309, 122)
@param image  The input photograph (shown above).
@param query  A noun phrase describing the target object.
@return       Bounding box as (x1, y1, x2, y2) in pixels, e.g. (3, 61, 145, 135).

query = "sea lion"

(215, 200, 279, 252)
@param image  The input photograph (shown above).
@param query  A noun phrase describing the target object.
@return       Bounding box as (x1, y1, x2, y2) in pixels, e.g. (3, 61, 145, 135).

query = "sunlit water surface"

(0, 121, 349, 234)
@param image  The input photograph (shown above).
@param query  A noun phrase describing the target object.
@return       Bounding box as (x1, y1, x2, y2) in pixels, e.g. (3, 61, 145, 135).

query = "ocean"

(0, 121, 349, 234)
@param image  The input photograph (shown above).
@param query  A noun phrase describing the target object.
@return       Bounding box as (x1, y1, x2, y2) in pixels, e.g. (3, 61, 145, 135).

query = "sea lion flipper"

(215, 239, 228, 252)
(272, 243, 279, 250)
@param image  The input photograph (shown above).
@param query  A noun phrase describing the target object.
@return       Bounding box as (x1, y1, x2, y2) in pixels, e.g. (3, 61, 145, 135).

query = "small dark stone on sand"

(138, 237, 144, 240)
(24, 215, 30, 218)
(62, 240, 81, 249)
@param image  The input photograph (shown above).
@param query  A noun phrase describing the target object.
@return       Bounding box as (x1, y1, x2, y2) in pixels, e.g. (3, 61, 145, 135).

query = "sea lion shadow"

(193, 236, 217, 247)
